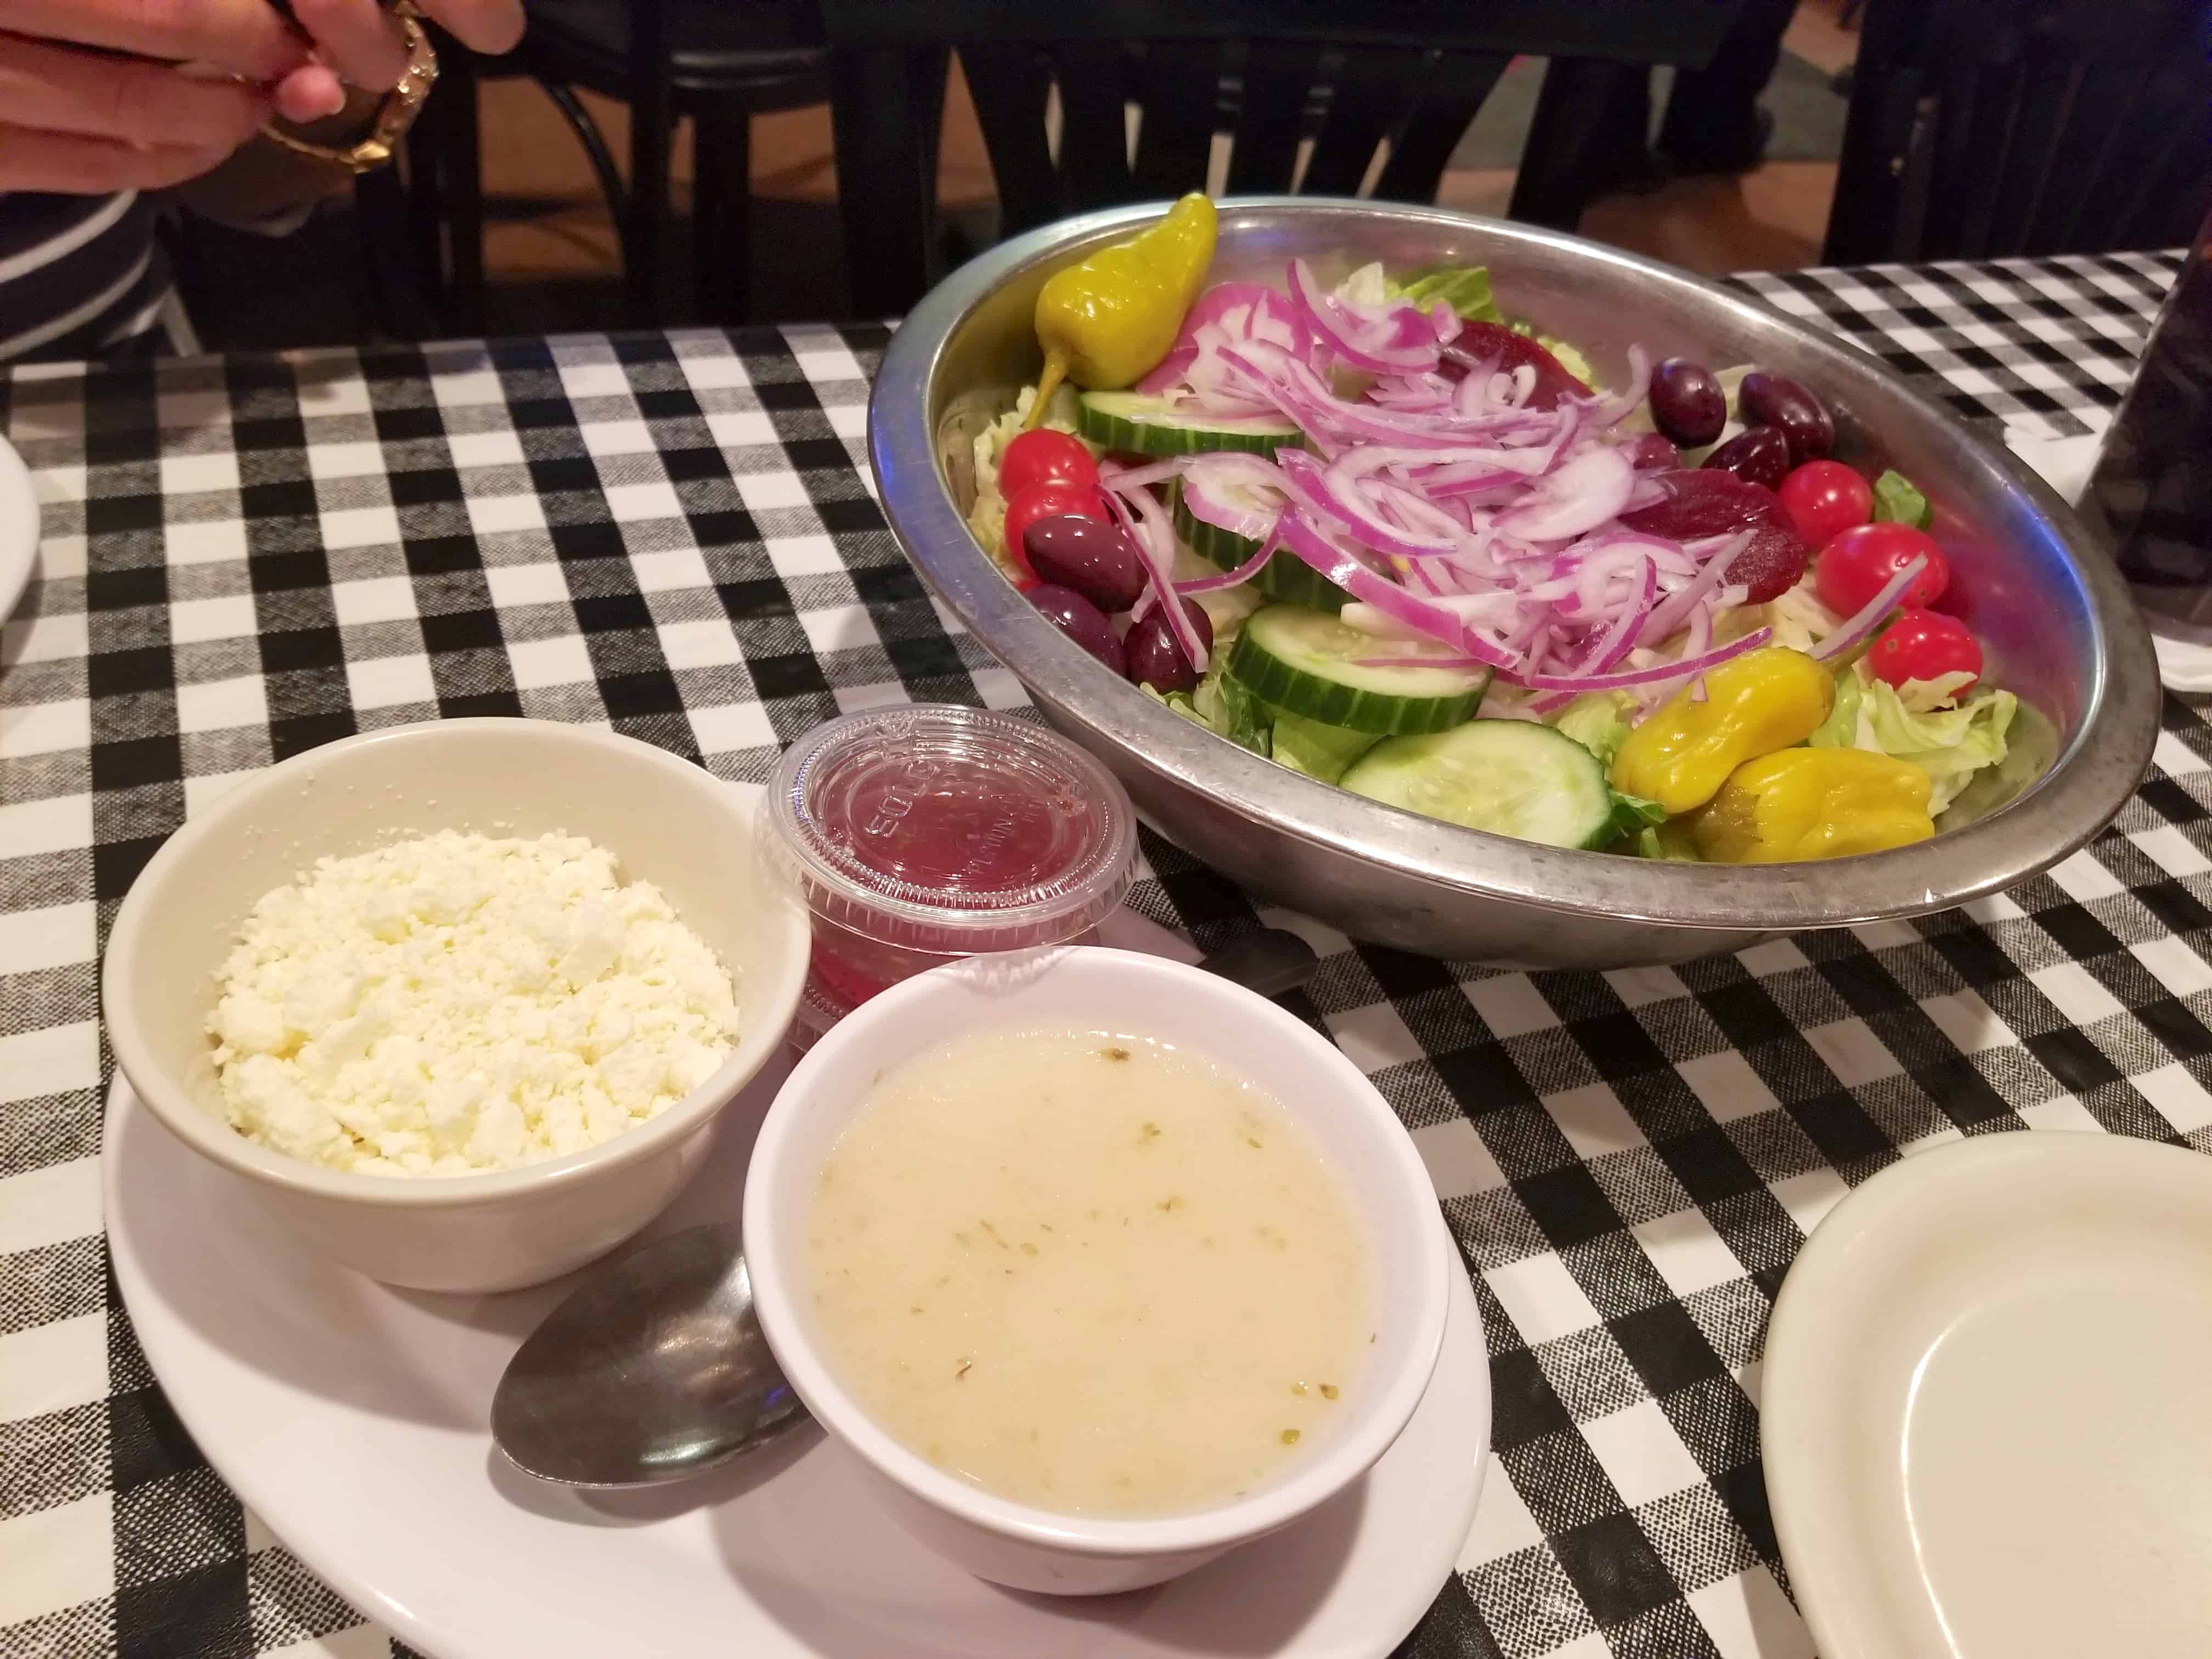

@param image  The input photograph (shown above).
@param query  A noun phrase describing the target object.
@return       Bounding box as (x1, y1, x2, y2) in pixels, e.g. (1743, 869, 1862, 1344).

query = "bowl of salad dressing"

(743, 947, 1453, 1594)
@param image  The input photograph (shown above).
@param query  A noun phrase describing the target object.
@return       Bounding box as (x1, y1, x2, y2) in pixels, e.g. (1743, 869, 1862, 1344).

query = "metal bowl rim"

(868, 197, 2162, 935)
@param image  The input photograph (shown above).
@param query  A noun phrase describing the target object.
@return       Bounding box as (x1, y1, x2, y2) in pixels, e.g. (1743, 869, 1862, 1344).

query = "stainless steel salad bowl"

(868, 199, 2162, 967)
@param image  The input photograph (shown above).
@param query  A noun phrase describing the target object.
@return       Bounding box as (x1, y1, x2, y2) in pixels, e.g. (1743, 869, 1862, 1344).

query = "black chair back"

(1827, 0, 2212, 262)
(959, 41, 1511, 238)
(819, 0, 1742, 317)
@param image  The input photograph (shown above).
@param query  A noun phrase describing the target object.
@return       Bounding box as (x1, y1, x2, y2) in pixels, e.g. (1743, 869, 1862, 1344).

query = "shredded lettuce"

(1150, 669, 1274, 756)
(1871, 469, 1932, 529)
(1635, 819, 1704, 861)
(1386, 266, 1503, 324)
(1739, 579, 1844, 653)
(1536, 334, 1596, 391)
(965, 383, 1085, 568)
(1271, 710, 1379, 783)
(1809, 665, 2018, 815)
(1149, 670, 1380, 782)
(1551, 691, 1638, 766)
(1605, 792, 1669, 847)
(1336, 262, 1393, 309)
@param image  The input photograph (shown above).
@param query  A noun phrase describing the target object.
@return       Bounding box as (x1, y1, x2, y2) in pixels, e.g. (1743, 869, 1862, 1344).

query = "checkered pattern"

(0, 247, 2193, 1659)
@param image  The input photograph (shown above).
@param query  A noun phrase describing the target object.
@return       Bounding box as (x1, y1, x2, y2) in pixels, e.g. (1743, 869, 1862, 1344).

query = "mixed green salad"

(974, 194, 2030, 863)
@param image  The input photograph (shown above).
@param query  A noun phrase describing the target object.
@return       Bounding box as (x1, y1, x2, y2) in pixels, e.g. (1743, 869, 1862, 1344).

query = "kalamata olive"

(1022, 514, 1145, 612)
(1618, 469, 1782, 539)
(1647, 357, 1728, 447)
(1124, 599, 1213, 695)
(1701, 425, 1792, 491)
(1739, 371, 1835, 463)
(1623, 431, 1682, 472)
(1029, 584, 1126, 676)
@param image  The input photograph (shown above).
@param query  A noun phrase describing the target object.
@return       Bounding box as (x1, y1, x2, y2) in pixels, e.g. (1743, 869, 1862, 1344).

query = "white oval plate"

(0, 432, 38, 625)
(105, 926, 1490, 1659)
(1764, 1131, 2212, 1659)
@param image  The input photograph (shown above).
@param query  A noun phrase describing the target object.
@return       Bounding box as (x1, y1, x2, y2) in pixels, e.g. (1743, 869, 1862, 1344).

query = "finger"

(0, 123, 230, 194)
(0, 0, 307, 83)
(273, 60, 345, 121)
(0, 35, 272, 150)
(415, 0, 522, 55)
(288, 0, 406, 88)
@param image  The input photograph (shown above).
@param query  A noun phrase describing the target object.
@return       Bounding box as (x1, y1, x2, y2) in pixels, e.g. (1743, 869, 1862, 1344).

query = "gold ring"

(259, 1, 439, 176)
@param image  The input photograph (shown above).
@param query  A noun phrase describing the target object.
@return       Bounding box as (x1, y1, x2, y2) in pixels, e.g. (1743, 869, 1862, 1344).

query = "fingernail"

(320, 84, 348, 117)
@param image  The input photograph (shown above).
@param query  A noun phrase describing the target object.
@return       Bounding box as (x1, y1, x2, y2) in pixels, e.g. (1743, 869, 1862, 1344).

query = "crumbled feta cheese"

(208, 830, 741, 1177)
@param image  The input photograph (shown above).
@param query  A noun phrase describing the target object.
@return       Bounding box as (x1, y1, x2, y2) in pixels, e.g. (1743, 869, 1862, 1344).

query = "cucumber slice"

(1227, 605, 1490, 735)
(1076, 391, 1302, 457)
(1172, 486, 1346, 613)
(1342, 720, 1618, 849)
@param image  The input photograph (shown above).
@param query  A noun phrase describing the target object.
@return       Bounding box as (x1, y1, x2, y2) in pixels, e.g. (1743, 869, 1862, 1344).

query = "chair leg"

(440, 60, 484, 335)
(403, 94, 448, 330)
(624, 0, 675, 325)
(1508, 58, 1647, 230)
(351, 166, 415, 338)
(541, 81, 630, 223)
(829, 44, 947, 319)
(692, 109, 752, 325)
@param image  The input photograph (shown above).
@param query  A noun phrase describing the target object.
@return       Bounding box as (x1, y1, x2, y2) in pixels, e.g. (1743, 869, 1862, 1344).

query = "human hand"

(0, 0, 305, 192)
(278, 0, 524, 111)
(0, 0, 524, 195)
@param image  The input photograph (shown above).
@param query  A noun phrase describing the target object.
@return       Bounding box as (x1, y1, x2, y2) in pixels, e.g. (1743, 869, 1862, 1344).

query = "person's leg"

(1656, 0, 1799, 172)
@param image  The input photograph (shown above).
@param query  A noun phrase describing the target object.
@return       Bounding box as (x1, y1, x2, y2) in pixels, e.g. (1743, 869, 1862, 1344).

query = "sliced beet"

(1440, 322, 1593, 410)
(1723, 520, 1814, 604)
(1617, 469, 1783, 540)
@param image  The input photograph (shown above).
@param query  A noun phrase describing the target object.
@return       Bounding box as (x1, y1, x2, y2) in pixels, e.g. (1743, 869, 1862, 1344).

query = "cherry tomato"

(1779, 460, 1873, 544)
(1003, 481, 1109, 581)
(998, 429, 1099, 499)
(1814, 522, 1949, 617)
(1867, 608, 1982, 691)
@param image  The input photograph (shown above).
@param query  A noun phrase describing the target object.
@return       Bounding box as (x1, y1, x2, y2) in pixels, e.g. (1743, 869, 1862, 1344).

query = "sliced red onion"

(1637, 529, 1752, 647)
(1116, 485, 1209, 674)
(1494, 445, 1636, 541)
(1580, 345, 1652, 429)
(1135, 346, 1199, 396)
(1181, 455, 1289, 543)
(1221, 347, 1560, 452)
(1276, 450, 1465, 561)
(1809, 554, 1928, 662)
(1275, 514, 1520, 668)
(1098, 458, 1184, 492)
(1500, 625, 1773, 693)
(1176, 512, 1284, 594)
(1289, 260, 1438, 375)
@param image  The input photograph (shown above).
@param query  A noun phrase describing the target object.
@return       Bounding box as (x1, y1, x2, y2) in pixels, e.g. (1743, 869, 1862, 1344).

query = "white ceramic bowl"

(102, 718, 809, 1294)
(743, 946, 1453, 1595)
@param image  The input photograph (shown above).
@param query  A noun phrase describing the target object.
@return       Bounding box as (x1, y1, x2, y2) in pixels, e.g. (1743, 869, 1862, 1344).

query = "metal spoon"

(492, 928, 1322, 1488)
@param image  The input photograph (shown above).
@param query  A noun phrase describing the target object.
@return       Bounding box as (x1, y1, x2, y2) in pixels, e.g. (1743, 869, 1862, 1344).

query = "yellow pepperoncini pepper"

(1688, 747, 1936, 863)
(1023, 193, 1218, 430)
(1608, 647, 1834, 816)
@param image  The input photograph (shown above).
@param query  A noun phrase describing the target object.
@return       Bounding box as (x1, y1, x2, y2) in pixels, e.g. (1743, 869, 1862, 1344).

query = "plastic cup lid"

(761, 705, 1138, 955)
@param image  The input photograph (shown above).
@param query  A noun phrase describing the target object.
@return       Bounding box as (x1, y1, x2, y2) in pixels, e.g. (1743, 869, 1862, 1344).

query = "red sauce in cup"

(763, 707, 1137, 1048)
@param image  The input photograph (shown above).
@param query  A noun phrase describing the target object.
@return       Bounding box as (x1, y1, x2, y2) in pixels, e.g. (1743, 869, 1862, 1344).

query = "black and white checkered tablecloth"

(0, 247, 2197, 1659)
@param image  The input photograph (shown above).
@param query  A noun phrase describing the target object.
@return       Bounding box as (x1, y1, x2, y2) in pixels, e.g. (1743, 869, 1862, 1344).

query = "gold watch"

(259, 0, 439, 174)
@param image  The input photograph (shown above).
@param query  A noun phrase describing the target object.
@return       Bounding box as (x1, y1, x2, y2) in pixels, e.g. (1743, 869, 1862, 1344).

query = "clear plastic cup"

(761, 706, 1139, 1051)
